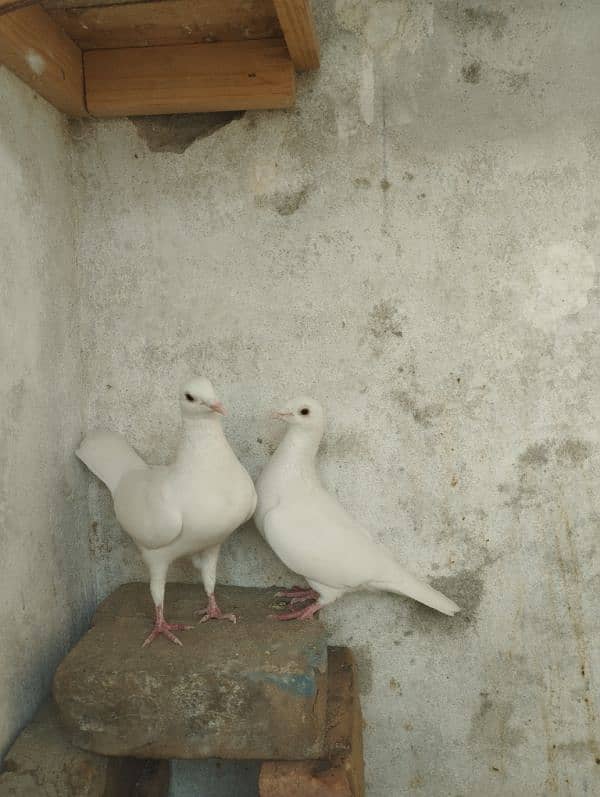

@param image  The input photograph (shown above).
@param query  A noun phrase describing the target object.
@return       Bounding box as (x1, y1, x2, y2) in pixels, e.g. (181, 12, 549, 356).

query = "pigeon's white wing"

(113, 467, 183, 551)
(264, 487, 460, 616)
(263, 489, 383, 590)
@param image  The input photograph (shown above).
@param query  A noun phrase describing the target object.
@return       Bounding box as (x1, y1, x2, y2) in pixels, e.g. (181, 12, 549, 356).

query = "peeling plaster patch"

(523, 242, 595, 329)
(359, 51, 375, 125)
(26, 51, 45, 76)
(130, 112, 244, 154)
(365, 1, 408, 52)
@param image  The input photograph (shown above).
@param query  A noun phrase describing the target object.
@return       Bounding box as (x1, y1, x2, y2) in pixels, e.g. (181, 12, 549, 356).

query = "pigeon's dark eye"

(300, 408, 310, 416)
(185, 393, 195, 402)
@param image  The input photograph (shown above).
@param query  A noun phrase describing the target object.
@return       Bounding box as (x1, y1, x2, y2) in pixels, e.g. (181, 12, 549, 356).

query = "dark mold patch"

(463, 6, 507, 38)
(353, 177, 371, 189)
(470, 693, 526, 749)
(462, 61, 482, 84)
(430, 569, 484, 620)
(369, 299, 403, 339)
(66, 117, 96, 143)
(443, 5, 508, 40)
(519, 442, 550, 468)
(555, 438, 591, 466)
(503, 71, 529, 92)
(320, 430, 369, 460)
(408, 568, 484, 635)
(130, 111, 244, 154)
(393, 390, 443, 428)
(257, 185, 312, 216)
(380, 178, 392, 191)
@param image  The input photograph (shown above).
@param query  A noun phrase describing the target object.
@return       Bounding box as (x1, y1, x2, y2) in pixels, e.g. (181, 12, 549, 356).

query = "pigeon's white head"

(180, 376, 226, 417)
(273, 396, 325, 434)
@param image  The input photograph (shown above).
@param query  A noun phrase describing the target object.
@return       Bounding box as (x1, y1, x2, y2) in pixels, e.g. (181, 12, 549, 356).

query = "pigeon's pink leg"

(196, 593, 237, 624)
(270, 601, 322, 621)
(142, 605, 193, 648)
(275, 587, 319, 602)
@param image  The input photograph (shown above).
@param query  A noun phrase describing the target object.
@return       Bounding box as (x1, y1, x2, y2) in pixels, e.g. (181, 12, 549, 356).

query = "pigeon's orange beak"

(210, 401, 226, 416)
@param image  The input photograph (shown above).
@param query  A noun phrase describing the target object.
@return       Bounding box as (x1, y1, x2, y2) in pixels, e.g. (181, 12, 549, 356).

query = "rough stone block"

(0, 700, 169, 797)
(259, 647, 364, 797)
(53, 583, 328, 760)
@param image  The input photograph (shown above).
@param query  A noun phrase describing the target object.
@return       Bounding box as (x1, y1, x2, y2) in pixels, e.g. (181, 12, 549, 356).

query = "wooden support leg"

(259, 647, 365, 797)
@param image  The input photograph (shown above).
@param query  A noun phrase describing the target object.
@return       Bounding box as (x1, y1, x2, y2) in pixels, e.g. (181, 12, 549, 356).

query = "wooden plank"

(47, 0, 281, 51)
(0, 1, 38, 16)
(43, 0, 175, 8)
(84, 38, 295, 117)
(0, 5, 87, 115)
(272, 0, 319, 71)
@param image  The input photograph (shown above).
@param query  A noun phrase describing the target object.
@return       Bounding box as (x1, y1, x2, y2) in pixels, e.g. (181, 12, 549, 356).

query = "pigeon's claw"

(274, 587, 319, 603)
(196, 593, 237, 624)
(269, 601, 322, 621)
(142, 606, 193, 648)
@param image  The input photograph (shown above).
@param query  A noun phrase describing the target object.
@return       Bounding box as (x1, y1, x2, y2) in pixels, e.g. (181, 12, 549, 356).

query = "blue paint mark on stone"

(248, 672, 316, 697)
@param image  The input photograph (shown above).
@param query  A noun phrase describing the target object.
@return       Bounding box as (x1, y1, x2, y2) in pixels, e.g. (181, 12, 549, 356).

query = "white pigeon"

(254, 396, 460, 620)
(76, 376, 257, 646)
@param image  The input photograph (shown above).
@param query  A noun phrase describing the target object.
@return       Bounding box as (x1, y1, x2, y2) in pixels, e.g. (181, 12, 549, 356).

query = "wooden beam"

(0, 1, 37, 15)
(0, 5, 87, 115)
(272, 0, 319, 71)
(48, 0, 281, 51)
(84, 38, 295, 117)
(43, 0, 173, 8)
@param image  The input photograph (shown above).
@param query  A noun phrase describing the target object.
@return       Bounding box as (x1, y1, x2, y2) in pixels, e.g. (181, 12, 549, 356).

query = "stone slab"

(53, 583, 328, 760)
(0, 700, 169, 797)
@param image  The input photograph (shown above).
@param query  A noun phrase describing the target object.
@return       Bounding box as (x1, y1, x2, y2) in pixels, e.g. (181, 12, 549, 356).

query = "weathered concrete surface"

(0, 68, 95, 761)
(260, 647, 364, 797)
(63, 1, 600, 794)
(53, 584, 327, 760)
(0, 700, 169, 796)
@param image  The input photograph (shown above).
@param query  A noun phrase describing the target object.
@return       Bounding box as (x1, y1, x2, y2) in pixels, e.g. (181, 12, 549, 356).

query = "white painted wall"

(0, 69, 95, 758)
(2, 1, 600, 794)
(69, 3, 600, 794)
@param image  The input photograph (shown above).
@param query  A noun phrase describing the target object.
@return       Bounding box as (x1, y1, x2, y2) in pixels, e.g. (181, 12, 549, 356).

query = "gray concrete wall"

(58, 1, 600, 794)
(0, 69, 95, 758)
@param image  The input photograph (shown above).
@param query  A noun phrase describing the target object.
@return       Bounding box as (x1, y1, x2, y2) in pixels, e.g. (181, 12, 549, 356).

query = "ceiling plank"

(0, 5, 87, 115)
(43, 0, 174, 7)
(0, 1, 38, 15)
(84, 38, 295, 117)
(272, 0, 319, 71)
(47, 0, 281, 50)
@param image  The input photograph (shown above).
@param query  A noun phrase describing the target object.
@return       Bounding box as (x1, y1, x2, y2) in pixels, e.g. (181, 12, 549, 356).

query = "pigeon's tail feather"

(373, 567, 460, 616)
(76, 431, 147, 495)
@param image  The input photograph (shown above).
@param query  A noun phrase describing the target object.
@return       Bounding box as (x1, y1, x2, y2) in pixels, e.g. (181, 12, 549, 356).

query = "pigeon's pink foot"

(142, 605, 193, 648)
(196, 593, 237, 624)
(270, 601, 322, 621)
(275, 587, 319, 603)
